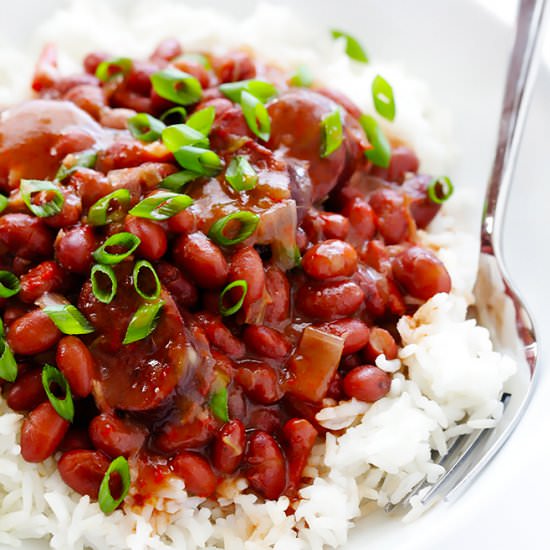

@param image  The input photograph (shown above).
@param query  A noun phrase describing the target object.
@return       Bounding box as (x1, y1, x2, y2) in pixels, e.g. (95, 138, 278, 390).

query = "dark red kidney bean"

(56, 336, 95, 398)
(369, 189, 413, 245)
(43, 189, 82, 228)
(317, 318, 370, 355)
(156, 261, 198, 310)
(318, 212, 350, 240)
(3, 305, 29, 326)
(111, 84, 152, 113)
(58, 450, 110, 499)
(326, 371, 344, 400)
(245, 431, 286, 500)
(20, 402, 70, 462)
(124, 215, 167, 261)
(19, 261, 65, 304)
(7, 310, 61, 355)
(70, 169, 113, 208)
(83, 52, 109, 75)
(150, 38, 182, 62)
(243, 325, 291, 359)
(125, 61, 156, 96)
(173, 232, 228, 289)
(212, 51, 256, 83)
(363, 327, 398, 362)
(167, 209, 196, 234)
(195, 312, 245, 358)
(89, 413, 146, 458)
(302, 239, 358, 280)
(155, 414, 217, 453)
(370, 146, 420, 184)
(235, 360, 283, 405)
(401, 175, 442, 229)
(247, 408, 281, 433)
(392, 246, 451, 300)
(59, 428, 93, 452)
(385, 277, 406, 317)
(227, 384, 247, 420)
(173, 59, 211, 89)
(0, 214, 53, 259)
(228, 246, 266, 314)
(283, 418, 318, 492)
(343, 365, 392, 402)
(353, 265, 387, 318)
(341, 197, 376, 241)
(31, 43, 57, 92)
(360, 240, 392, 274)
(212, 419, 246, 474)
(296, 280, 364, 320)
(171, 452, 217, 497)
(264, 265, 290, 326)
(6, 368, 46, 411)
(316, 88, 362, 120)
(64, 84, 106, 120)
(55, 225, 96, 273)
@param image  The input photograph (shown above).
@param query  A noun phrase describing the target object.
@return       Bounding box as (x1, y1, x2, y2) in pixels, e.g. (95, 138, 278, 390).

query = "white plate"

(1, 1, 549, 549)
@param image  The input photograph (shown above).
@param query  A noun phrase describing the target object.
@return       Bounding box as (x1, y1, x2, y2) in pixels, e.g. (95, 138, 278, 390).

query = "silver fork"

(386, 0, 545, 514)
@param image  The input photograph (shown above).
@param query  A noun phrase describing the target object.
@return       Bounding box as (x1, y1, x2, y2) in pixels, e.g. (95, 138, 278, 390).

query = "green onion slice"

(185, 106, 216, 136)
(161, 124, 209, 152)
(289, 65, 314, 88)
(219, 79, 277, 104)
(320, 109, 343, 158)
(372, 75, 396, 121)
(0, 331, 17, 383)
(87, 189, 131, 226)
(129, 191, 193, 221)
(331, 29, 369, 63)
(92, 232, 141, 265)
(95, 57, 132, 82)
(225, 156, 258, 192)
(43, 304, 94, 335)
(208, 210, 260, 246)
(98, 456, 131, 515)
(20, 180, 64, 218)
(151, 68, 202, 106)
(427, 176, 454, 204)
(359, 114, 391, 168)
(0, 194, 7, 214)
(179, 52, 211, 69)
(132, 260, 161, 301)
(91, 264, 118, 304)
(123, 300, 164, 344)
(161, 171, 200, 192)
(56, 150, 97, 181)
(209, 386, 229, 423)
(241, 91, 271, 142)
(219, 279, 248, 317)
(160, 106, 187, 125)
(127, 113, 165, 142)
(173, 146, 223, 176)
(41, 364, 74, 422)
(0, 271, 20, 298)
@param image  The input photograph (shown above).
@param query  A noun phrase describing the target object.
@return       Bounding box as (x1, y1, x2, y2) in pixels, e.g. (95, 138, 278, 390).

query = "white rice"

(0, 1, 516, 549)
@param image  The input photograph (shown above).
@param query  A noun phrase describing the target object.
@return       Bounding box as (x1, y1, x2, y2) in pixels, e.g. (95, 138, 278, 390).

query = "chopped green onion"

(240, 91, 271, 142)
(225, 156, 258, 192)
(219, 279, 248, 317)
(43, 304, 94, 335)
(91, 264, 118, 304)
(0, 271, 20, 298)
(174, 146, 223, 176)
(95, 57, 132, 82)
(320, 109, 343, 158)
(359, 114, 391, 168)
(93, 232, 141, 265)
(56, 150, 97, 181)
(87, 189, 131, 226)
(209, 386, 229, 422)
(289, 65, 314, 88)
(0, 194, 7, 214)
(331, 29, 369, 63)
(132, 260, 161, 301)
(160, 106, 187, 125)
(98, 456, 131, 515)
(185, 106, 216, 136)
(179, 52, 211, 69)
(151, 68, 202, 106)
(0, 320, 17, 382)
(208, 211, 260, 246)
(219, 79, 277, 104)
(161, 124, 209, 152)
(20, 180, 64, 218)
(41, 364, 74, 422)
(161, 171, 199, 192)
(372, 75, 396, 121)
(427, 176, 454, 204)
(123, 300, 164, 344)
(129, 191, 193, 221)
(127, 113, 165, 142)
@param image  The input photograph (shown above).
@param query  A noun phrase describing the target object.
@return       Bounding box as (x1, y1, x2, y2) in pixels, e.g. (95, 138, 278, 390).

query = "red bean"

(89, 413, 146, 458)
(173, 59, 211, 90)
(58, 450, 110, 499)
(20, 402, 70, 462)
(302, 239, 358, 280)
(283, 418, 318, 492)
(235, 360, 283, 405)
(317, 318, 370, 355)
(264, 265, 290, 326)
(296, 280, 364, 320)
(343, 365, 392, 402)
(83, 52, 109, 75)
(6, 368, 46, 412)
(59, 428, 93, 452)
(150, 38, 182, 62)
(0, 214, 53, 259)
(173, 232, 228, 289)
(247, 408, 281, 433)
(69, 168, 112, 208)
(195, 312, 245, 358)
(124, 215, 167, 261)
(245, 431, 286, 500)
(392, 246, 451, 300)
(19, 261, 65, 304)
(56, 336, 95, 398)
(363, 327, 398, 362)
(3, 305, 28, 326)
(155, 414, 217, 453)
(369, 189, 413, 244)
(353, 265, 388, 318)
(155, 261, 198, 310)
(212, 51, 256, 83)
(7, 310, 61, 355)
(401, 175, 442, 229)
(370, 146, 419, 184)
(228, 246, 266, 316)
(243, 325, 291, 359)
(360, 240, 392, 274)
(341, 197, 376, 241)
(55, 225, 96, 273)
(212, 419, 246, 474)
(43, 189, 82, 228)
(167, 209, 196, 234)
(171, 451, 217, 497)
(302, 211, 350, 242)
